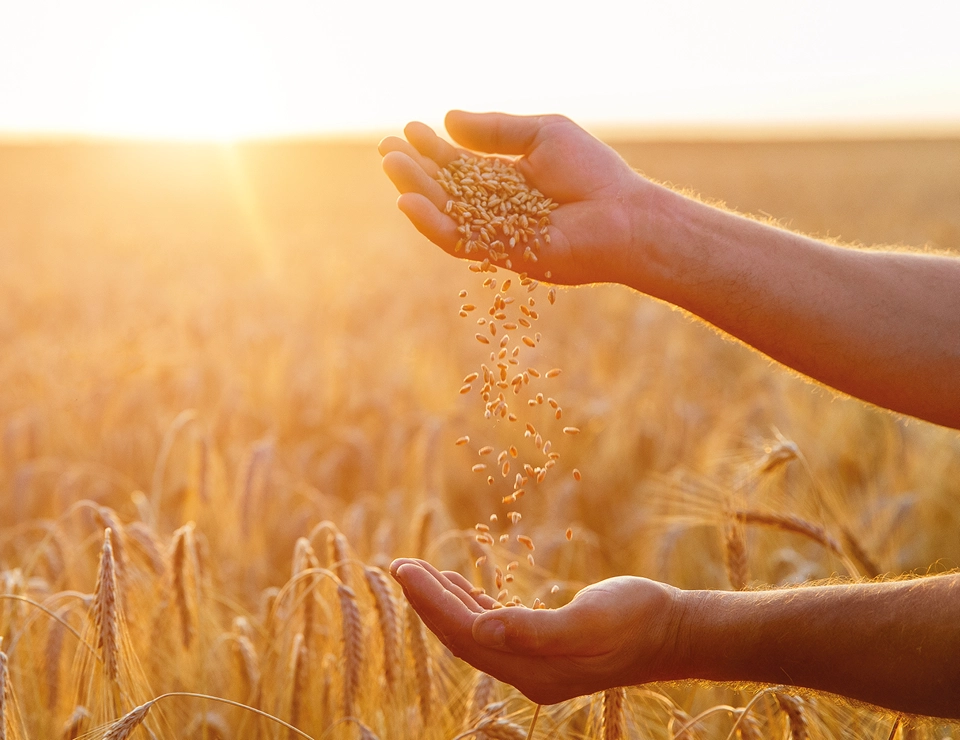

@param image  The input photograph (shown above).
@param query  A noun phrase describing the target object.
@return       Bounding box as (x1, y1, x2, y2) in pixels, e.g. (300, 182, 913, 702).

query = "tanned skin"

(379, 111, 960, 719)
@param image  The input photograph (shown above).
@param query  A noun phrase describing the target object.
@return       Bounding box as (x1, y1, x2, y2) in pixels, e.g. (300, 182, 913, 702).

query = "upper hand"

(378, 111, 649, 286)
(390, 558, 684, 705)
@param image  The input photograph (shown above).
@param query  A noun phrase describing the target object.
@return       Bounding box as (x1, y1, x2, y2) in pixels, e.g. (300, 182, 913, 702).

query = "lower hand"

(390, 558, 684, 704)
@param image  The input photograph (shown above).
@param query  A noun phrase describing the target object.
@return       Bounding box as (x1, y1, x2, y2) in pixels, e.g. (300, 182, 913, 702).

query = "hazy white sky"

(2, 0, 959, 139)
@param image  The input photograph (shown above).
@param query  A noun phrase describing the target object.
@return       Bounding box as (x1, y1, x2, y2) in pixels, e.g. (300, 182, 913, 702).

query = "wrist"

(620, 178, 695, 303)
(668, 588, 754, 683)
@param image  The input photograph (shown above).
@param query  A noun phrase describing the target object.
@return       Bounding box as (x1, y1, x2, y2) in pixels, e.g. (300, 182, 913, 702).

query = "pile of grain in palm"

(437, 155, 557, 270)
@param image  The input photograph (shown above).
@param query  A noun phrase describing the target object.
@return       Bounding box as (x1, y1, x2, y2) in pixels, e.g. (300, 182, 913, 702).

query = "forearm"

(620, 182, 960, 429)
(671, 575, 960, 718)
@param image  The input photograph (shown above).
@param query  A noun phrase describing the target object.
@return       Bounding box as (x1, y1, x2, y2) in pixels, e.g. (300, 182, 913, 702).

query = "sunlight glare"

(86, 7, 286, 140)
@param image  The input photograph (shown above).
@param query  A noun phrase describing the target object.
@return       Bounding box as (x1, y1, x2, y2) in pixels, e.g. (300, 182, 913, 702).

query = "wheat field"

(0, 136, 958, 739)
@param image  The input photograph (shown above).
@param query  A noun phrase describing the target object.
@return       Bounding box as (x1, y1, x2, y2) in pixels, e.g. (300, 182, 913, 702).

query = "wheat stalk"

(0, 648, 7, 740)
(289, 633, 307, 737)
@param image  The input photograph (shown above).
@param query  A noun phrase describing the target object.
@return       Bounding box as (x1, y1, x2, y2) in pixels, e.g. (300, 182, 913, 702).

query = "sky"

(2, 0, 960, 140)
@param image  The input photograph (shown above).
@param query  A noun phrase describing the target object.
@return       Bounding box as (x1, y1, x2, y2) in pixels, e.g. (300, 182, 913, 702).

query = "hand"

(379, 111, 651, 286)
(390, 558, 684, 705)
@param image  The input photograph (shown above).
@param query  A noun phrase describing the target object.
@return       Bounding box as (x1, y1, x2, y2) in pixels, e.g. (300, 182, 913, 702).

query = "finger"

(381, 151, 450, 211)
(378, 135, 440, 177)
(411, 561, 484, 614)
(390, 559, 483, 614)
(404, 121, 460, 167)
(442, 570, 500, 610)
(445, 110, 555, 156)
(397, 193, 459, 252)
(394, 562, 479, 644)
(472, 601, 599, 656)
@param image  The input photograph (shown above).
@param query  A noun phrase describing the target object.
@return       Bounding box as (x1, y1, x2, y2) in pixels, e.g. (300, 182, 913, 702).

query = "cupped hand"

(389, 557, 683, 705)
(379, 111, 650, 286)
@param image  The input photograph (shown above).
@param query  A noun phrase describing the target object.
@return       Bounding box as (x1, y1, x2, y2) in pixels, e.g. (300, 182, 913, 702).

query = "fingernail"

(475, 618, 505, 647)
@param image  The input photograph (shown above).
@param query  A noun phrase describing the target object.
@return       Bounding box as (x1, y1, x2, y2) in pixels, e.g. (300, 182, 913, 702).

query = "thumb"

(473, 603, 595, 656)
(445, 111, 550, 156)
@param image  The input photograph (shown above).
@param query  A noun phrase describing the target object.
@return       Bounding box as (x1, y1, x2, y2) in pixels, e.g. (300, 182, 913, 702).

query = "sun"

(85, 7, 285, 141)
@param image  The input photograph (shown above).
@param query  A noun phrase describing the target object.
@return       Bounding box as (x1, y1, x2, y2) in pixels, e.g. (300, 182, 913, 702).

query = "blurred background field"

(0, 136, 959, 738)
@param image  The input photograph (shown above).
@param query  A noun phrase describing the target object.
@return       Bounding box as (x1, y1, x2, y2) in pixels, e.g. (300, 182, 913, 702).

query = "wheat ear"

(93, 528, 120, 682)
(60, 705, 91, 740)
(362, 565, 400, 691)
(102, 700, 154, 740)
(464, 671, 497, 728)
(601, 687, 626, 740)
(170, 523, 195, 649)
(735, 707, 762, 740)
(339, 583, 364, 718)
(292, 538, 320, 649)
(723, 521, 750, 591)
(775, 693, 808, 740)
(405, 600, 433, 724)
(331, 532, 352, 589)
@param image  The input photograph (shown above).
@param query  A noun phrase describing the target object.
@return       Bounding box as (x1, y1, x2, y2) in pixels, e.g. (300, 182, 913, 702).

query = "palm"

(380, 112, 643, 285)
